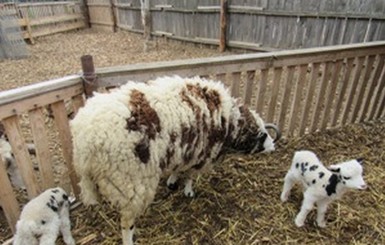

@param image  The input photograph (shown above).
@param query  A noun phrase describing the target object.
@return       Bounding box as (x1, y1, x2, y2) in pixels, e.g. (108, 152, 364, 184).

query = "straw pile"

(62, 119, 384, 245)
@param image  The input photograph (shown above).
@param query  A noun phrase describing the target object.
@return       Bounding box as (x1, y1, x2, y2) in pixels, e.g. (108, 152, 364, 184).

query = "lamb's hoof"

(167, 183, 178, 191)
(184, 189, 195, 198)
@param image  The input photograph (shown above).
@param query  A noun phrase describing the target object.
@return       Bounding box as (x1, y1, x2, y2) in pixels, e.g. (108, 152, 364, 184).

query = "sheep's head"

(229, 105, 281, 154)
(329, 158, 367, 190)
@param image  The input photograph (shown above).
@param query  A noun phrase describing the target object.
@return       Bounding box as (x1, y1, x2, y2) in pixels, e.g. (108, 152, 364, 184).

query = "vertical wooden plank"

(2, 116, 40, 199)
(243, 70, 255, 106)
(288, 64, 307, 134)
(277, 66, 295, 135)
(28, 108, 56, 189)
(332, 58, 355, 126)
(266, 67, 282, 122)
(350, 55, 376, 122)
(320, 60, 343, 130)
(309, 62, 333, 132)
(340, 56, 365, 125)
(376, 88, 385, 118)
(255, 69, 269, 116)
(374, 72, 385, 119)
(0, 156, 20, 234)
(50, 101, 80, 197)
(230, 72, 241, 98)
(299, 63, 321, 135)
(339, 17, 348, 44)
(219, 0, 228, 52)
(367, 55, 385, 120)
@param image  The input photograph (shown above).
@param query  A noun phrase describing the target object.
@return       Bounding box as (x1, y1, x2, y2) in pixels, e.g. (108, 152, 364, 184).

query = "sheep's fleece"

(70, 76, 277, 241)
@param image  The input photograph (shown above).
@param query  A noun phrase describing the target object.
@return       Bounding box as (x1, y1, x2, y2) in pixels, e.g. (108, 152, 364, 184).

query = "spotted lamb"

(13, 187, 75, 245)
(280, 150, 367, 227)
(70, 76, 281, 245)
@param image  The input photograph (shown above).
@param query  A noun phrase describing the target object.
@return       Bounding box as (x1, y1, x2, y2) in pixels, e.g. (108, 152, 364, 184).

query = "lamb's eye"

(343, 176, 351, 180)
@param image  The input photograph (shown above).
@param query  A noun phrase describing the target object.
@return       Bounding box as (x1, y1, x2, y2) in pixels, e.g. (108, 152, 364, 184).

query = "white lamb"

(13, 187, 75, 245)
(0, 135, 25, 189)
(280, 150, 367, 227)
(70, 76, 280, 245)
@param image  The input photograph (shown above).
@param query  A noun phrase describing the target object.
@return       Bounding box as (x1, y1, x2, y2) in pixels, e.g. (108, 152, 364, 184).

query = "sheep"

(70, 75, 281, 245)
(280, 150, 367, 228)
(13, 187, 75, 245)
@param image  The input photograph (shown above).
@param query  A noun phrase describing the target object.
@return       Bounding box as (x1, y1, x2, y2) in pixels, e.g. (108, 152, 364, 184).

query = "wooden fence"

(1, 41, 385, 234)
(0, 1, 86, 44)
(86, 0, 385, 50)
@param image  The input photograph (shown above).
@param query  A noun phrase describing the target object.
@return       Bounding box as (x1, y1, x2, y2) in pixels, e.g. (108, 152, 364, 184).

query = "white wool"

(70, 76, 277, 245)
(13, 187, 75, 245)
(281, 150, 367, 227)
(0, 137, 25, 189)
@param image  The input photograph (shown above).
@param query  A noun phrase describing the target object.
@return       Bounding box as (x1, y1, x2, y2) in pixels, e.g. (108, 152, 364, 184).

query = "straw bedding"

(0, 30, 384, 245)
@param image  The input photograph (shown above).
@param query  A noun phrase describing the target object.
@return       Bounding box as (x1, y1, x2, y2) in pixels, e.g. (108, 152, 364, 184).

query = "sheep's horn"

(265, 123, 281, 143)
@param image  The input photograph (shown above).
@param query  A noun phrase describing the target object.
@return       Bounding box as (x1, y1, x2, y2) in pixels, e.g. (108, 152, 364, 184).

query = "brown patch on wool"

(186, 84, 221, 116)
(134, 139, 150, 164)
(126, 89, 161, 140)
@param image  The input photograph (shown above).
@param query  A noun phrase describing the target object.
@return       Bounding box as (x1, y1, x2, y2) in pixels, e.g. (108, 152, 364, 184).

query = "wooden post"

(81, 55, 97, 98)
(219, 0, 228, 52)
(110, 0, 117, 32)
(141, 0, 152, 52)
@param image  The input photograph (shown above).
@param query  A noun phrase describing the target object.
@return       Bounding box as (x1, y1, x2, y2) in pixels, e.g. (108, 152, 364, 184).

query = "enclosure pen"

(1, 41, 385, 242)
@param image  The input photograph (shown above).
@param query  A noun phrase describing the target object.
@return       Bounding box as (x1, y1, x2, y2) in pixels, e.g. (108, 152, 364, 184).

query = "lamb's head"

(45, 187, 70, 212)
(230, 106, 281, 154)
(329, 158, 367, 190)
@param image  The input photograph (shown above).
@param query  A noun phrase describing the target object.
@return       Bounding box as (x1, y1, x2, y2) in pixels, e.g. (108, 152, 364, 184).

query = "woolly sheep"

(13, 187, 75, 245)
(70, 76, 281, 245)
(280, 150, 367, 227)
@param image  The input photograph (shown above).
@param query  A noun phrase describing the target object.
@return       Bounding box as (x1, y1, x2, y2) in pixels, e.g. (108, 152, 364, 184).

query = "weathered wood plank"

(299, 63, 321, 135)
(351, 55, 376, 122)
(310, 62, 333, 132)
(332, 58, 355, 126)
(50, 101, 80, 197)
(243, 71, 255, 105)
(230, 72, 241, 98)
(255, 69, 269, 116)
(341, 56, 366, 124)
(288, 64, 308, 134)
(266, 67, 282, 122)
(320, 59, 343, 129)
(28, 108, 56, 189)
(277, 66, 295, 134)
(0, 156, 20, 234)
(366, 55, 385, 120)
(2, 116, 41, 199)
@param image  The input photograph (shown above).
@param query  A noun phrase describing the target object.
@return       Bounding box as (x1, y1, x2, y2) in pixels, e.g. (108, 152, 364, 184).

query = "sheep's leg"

(166, 173, 179, 191)
(316, 199, 330, 228)
(280, 171, 296, 202)
(39, 223, 60, 245)
(60, 204, 75, 245)
(78, 176, 99, 205)
(122, 225, 135, 245)
(295, 191, 316, 227)
(184, 178, 194, 197)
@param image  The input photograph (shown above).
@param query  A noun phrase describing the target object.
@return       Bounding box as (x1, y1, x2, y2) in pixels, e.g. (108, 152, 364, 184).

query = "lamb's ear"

(328, 165, 340, 173)
(356, 158, 364, 164)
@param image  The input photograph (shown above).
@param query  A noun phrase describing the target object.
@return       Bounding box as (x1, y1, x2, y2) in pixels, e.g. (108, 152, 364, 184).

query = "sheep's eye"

(343, 176, 351, 180)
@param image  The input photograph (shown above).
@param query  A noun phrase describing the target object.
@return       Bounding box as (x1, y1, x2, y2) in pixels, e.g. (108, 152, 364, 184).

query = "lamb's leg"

(60, 203, 75, 245)
(295, 191, 316, 227)
(316, 199, 330, 228)
(184, 178, 194, 197)
(166, 173, 179, 191)
(280, 171, 296, 202)
(39, 223, 60, 245)
(122, 225, 135, 245)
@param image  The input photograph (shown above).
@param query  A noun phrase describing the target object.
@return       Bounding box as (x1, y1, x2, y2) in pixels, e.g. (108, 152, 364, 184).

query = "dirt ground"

(1, 29, 385, 245)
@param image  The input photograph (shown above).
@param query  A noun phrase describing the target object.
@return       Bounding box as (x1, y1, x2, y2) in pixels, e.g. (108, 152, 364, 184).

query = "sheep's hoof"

(167, 183, 178, 191)
(184, 189, 195, 198)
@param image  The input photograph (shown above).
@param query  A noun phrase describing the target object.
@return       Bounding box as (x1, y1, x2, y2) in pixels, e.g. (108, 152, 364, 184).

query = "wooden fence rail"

(1, 41, 385, 234)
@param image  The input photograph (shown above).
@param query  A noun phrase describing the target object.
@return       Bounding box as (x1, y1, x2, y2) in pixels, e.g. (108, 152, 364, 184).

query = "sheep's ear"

(328, 165, 340, 173)
(356, 158, 364, 164)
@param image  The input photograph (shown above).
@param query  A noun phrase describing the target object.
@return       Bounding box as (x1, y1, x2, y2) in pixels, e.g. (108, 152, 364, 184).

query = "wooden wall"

(86, 0, 385, 50)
